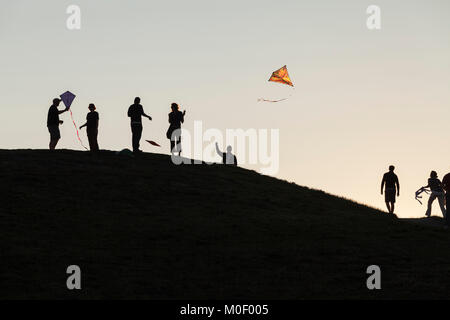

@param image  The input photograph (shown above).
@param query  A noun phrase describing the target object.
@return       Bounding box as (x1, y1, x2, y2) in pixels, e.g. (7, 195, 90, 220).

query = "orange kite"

(268, 65, 293, 87)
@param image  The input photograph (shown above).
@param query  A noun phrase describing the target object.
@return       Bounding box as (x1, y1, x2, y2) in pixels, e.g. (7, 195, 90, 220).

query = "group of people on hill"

(381, 165, 450, 225)
(46, 96, 238, 165)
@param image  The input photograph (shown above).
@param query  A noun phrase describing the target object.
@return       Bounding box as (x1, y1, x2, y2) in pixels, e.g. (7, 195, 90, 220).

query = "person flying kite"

(258, 65, 294, 103)
(47, 98, 69, 150)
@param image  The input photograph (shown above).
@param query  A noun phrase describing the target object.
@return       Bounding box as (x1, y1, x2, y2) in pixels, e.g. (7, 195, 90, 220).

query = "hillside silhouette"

(2, 149, 450, 299)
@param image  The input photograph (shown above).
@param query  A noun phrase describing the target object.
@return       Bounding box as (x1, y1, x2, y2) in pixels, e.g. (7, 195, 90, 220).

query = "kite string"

(257, 86, 295, 103)
(257, 98, 288, 103)
(69, 109, 88, 150)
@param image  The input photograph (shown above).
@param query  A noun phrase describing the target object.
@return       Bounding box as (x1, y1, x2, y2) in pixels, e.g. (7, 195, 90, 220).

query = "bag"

(166, 127, 172, 139)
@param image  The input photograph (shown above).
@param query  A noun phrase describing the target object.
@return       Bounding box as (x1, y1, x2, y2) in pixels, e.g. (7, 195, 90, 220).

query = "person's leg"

(426, 194, 436, 217)
(136, 124, 142, 151)
(438, 194, 446, 219)
(49, 139, 58, 150)
(385, 201, 391, 213)
(170, 139, 175, 154)
(49, 126, 60, 150)
(131, 124, 142, 152)
(385, 189, 394, 213)
(391, 202, 395, 214)
(131, 125, 136, 151)
(91, 129, 99, 151)
(87, 130, 94, 151)
(94, 131, 99, 151)
(446, 192, 450, 226)
(177, 135, 182, 156)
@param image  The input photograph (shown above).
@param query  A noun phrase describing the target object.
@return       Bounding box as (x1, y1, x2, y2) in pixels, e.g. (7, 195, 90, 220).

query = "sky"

(1, 0, 450, 218)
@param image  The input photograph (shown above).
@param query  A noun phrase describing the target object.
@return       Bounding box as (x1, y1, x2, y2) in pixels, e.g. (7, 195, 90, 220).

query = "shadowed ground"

(1, 149, 450, 299)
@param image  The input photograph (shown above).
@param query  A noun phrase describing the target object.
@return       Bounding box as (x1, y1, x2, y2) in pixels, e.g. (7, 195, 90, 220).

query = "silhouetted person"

(423, 171, 446, 218)
(442, 171, 450, 226)
(127, 97, 152, 153)
(380, 165, 399, 214)
(166, 103, 185, 156)
(215, 142, 237, 165)
(79, 103, 99, 152)
(47, 98, 69, 150)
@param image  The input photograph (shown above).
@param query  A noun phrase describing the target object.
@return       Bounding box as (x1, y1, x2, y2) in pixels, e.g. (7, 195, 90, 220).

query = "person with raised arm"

(47, 98, 69, 150)
(166, 103, 185, 156)
(215, 142, 237, 166)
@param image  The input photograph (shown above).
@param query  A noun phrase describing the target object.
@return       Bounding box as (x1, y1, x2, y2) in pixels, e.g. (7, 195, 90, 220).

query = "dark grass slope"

(1, 149, 450, 299)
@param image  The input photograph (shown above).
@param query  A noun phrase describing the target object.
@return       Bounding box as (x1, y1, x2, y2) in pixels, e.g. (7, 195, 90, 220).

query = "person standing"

(166, 103, 185, 156)
(442, 171, 450, 226)
(127, 97, 152, 153)
(423, 171, 446, 219)
(380, 165, 400, 214)
(47, 98, 69, 150)
(79, 103, 100, 152)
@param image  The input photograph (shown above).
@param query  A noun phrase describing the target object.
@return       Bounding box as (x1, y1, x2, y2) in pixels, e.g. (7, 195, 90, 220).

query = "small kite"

(268, 65, 294, 87)
(60, 91, 88, 150)
(146, 140, 161, 147)
(258, 65, 294, 103)
(60, 91, 76, 109)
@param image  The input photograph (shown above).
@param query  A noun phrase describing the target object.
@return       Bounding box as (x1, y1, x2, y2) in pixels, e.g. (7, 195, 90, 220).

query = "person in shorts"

(381, 165, 400, 214)
(47, 98, 69, 150)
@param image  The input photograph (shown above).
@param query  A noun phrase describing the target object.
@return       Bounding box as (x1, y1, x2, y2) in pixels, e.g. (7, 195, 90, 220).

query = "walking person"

(47, 98, 69, 150)
(127, 97, 152, 153)
(380, 165, 400, 214)
(423, 171, 446, 219)
(166, 103, 185, 156)
(79, 103, 100, 152)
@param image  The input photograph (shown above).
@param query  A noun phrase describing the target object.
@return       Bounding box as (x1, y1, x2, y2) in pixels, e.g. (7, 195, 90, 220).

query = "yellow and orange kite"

(268, 65, 293, 87)
(258, 65, 294, 102)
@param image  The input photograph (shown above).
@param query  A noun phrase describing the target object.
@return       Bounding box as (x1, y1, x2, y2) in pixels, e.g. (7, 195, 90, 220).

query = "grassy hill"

(1, 149, 450, 299)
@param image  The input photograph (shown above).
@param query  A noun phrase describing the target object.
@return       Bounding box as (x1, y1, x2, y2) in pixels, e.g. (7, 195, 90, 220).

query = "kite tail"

(69, 109, 88, 150)
(257, 98, 288, 103)
(257, 87, 294, 103)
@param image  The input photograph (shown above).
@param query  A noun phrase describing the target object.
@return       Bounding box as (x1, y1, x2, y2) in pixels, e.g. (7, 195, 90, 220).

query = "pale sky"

(1, 0, 450, 218)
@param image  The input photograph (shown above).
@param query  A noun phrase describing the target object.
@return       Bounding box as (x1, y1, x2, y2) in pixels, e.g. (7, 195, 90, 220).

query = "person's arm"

(79, 122, 87, 129)
(215, 143, 224, 157)
(142, 111, 152, 120)
(380, 176, 385, 195)
(58, 108, 68, 115)
(396, 176, 400, 196)
(141, 106, 152, 120)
